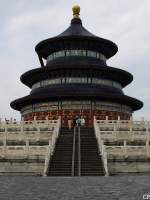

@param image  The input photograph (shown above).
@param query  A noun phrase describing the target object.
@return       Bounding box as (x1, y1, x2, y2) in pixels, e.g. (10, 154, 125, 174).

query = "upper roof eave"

(35, 35, 118, 59)
(35, 35, 117, 51)
(20, 64, 133, 88)
(35, 17, 118, 59)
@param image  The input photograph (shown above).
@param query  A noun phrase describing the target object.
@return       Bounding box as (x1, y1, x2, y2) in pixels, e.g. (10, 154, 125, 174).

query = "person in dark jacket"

(73, 116, 79, 127)
(76, 117, 81, 127)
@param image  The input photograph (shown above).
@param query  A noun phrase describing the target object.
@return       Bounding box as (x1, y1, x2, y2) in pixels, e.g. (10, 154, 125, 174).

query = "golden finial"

(72, 5, 80, 19)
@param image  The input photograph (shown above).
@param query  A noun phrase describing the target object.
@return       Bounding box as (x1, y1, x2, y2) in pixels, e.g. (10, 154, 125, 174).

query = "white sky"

(0, 0, 150, 121)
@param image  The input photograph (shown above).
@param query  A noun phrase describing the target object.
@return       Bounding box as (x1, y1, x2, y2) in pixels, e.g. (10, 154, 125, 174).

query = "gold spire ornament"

(72, 5, 80, 19)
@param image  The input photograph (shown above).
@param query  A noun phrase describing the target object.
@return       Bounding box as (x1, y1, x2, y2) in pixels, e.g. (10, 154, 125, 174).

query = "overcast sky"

(0, 0, 150, 121)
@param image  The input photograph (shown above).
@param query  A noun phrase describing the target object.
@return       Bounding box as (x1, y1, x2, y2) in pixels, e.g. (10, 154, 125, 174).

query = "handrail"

(71, 127, 76, 176)
(43, 145, 52, 176)
(94, 116, 109, 176)
(78, 126, 81, 176)
(43, 116, 61, 176)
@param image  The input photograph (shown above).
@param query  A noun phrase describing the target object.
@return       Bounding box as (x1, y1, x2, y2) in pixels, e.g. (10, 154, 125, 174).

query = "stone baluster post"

(124, 140, 128, 158)
(46, 116, 49, 125)
(2, 135, 7, 158)
(130, 124, 134, 141)
(36, 125, 40, 142)
(33, 116, 37, 125)
(105, 116, 108, 123)
(113, 122, 117, 141)
(25, 140, 29, 158)
(146, 140, 150, 158)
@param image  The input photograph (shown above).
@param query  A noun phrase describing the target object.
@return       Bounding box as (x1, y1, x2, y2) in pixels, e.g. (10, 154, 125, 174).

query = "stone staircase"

(80, 127, 105, 176)
(48, 128, 73, 176)
(48, 127, 105, 176)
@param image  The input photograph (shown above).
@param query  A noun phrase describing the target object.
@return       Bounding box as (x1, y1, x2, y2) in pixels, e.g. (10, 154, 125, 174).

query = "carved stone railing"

(106, 145, 150, 158)
(96, 117, 150, 132)
(0, 116, 59, 129)
(99, 131, 150, 142)
(94, 116, 150, 161)
(0, 146, 48, 159)
(94, 117, 109, 176)
(43, 116, 61, 176)
(0, 117, 60, 143)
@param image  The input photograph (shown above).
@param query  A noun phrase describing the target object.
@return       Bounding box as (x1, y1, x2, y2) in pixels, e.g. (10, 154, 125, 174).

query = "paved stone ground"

(0, 176, 150, 200)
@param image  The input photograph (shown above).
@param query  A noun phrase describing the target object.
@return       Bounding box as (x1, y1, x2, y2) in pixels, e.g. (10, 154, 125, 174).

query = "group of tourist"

(68, 116, 85, 129)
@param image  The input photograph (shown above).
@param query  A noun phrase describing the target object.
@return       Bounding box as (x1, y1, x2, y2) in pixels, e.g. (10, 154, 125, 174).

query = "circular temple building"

(10, 6, 143, 127)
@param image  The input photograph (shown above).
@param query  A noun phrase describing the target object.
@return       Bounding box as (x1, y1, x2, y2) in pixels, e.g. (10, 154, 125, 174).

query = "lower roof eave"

(10, 93, 143, 112)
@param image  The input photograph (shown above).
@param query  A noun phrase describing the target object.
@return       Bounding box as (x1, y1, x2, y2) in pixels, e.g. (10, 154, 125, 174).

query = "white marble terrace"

(0, 117, 61, 175)
(0, 115, 150, 175)
(94, 116, 150, 175)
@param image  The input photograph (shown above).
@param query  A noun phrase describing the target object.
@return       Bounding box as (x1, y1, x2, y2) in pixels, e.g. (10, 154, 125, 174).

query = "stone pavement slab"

(0, 176, 149, 200)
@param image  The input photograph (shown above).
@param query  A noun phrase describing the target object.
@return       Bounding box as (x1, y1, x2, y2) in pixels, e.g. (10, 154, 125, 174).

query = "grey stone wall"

(108, 161, 150, 174)
(0, 161, 44, 175)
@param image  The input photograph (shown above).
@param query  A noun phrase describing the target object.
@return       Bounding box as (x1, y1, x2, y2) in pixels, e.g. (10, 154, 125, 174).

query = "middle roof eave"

(20, 64, 133, 88)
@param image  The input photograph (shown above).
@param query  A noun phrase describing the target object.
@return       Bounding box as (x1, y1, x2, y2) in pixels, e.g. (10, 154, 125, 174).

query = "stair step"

(47, 127, 105, 176)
